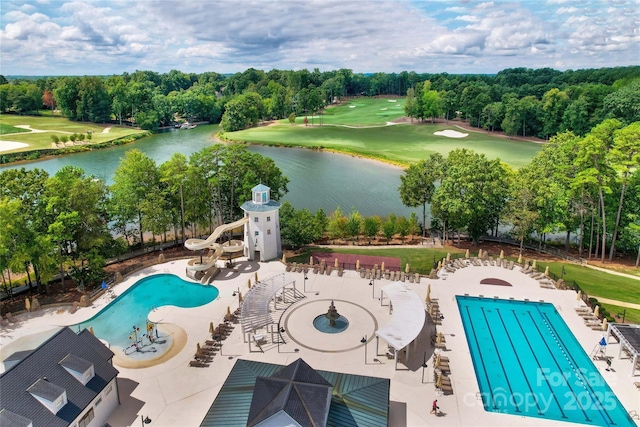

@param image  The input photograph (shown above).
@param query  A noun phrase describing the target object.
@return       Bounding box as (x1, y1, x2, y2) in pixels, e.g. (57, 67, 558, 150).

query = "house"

(0, 327, 119, 427)
(201, 358, 390, 427)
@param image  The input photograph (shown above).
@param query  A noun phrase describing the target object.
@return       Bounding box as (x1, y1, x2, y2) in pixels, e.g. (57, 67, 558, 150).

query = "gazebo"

(239, 273, 298, 349)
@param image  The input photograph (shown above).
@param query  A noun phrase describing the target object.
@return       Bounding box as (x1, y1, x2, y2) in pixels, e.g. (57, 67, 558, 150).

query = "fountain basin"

(313, 314, 349, 333)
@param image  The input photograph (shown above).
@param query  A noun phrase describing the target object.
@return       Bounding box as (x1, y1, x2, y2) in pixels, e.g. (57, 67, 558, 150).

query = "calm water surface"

(0, 125, 416, 218)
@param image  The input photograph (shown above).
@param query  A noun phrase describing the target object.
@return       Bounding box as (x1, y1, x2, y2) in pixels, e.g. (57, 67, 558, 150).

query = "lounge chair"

(189, 360, 209, 367)
(634, 382, 640, 389)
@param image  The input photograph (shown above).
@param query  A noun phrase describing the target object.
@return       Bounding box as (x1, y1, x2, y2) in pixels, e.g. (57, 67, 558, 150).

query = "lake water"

(0, 125, 417, 219)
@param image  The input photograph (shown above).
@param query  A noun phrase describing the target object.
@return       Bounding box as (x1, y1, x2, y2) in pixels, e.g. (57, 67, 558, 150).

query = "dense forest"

(1, 66, 639, 294)
(1, 66, 639, 135)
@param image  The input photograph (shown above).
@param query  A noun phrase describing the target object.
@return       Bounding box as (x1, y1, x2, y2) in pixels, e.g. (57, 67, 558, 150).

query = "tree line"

(399, 120, 640, 264)
(0, 145, 288, 295)
(1, 66, 638, 135)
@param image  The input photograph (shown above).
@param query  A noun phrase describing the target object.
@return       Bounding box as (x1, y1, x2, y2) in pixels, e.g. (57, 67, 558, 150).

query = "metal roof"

(241, 200, 282, 212)
(201, 359, 390, 427)
(376, 281, 426, 351)
(0, 327, 118, 427)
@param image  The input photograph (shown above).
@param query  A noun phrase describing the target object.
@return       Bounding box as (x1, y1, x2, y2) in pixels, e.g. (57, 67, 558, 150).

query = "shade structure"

(240, 272, 296, 336)
(196, 343, 202, 358)
(602, 318, 608, 331)
(594, 305, 600, 318)
(446, 253, 451, 261)
(436, 333, 442, 344)
(25, 298, 31, 311)
(226, 306, 232, 319)
(209, 322, 215, 334)
(376, 281, 426, 352)
(427, 283, 431, 294)
(517, 254, 522, 264)
(435, 354, 441, 366)
(544, 266, 549, 276)
(437, 261, 442, 269)
(247, 279, 251, 289)
(356, 260, 360, 269)
(532, 260, 537, 269)
(310, 256, 314, 266)
(478, 249, 483, 258)
(436, 373, 443, 388)
(282, 254, 287, 263)
(405, 263, 410, 273)
(381, 262, 385, 271)
(499, 250, 504, 259)
(238, 292, 243, 303)
(576, 290, 582, 301)
(335, 258, 339, 268)
(426, 289, 431, 304)
(255, 272, 258, 282)
(89, 326, 94, 335)
(429, 304, 435, 316)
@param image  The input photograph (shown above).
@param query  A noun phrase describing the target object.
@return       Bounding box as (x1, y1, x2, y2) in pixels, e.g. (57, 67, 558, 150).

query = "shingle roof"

(0, 327, 118, 427)
(27, 378, 66, 402)
(0, 409, 33, 427)
(201, 358, 390, 427)
(59, 354, 93, 374)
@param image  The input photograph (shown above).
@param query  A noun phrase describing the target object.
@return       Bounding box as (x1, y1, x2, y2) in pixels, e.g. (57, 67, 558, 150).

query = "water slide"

(185, 217, 249, 272)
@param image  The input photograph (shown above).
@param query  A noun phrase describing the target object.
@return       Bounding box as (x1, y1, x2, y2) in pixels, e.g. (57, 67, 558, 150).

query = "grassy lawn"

(295, 98, 407, 126)
(227, 99, 542, 168)
(288, 246, 466, 275)
(0, 124, 31, 134)
(0, 114, 146, 153)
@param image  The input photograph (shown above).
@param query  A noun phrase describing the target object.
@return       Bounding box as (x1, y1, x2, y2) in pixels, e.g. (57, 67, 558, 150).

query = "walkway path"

(584, 264, 640, 281)
(586, 296, 640, 310)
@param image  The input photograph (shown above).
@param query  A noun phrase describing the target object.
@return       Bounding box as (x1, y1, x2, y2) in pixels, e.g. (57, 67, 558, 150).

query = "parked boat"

(180, 122, 197, 129)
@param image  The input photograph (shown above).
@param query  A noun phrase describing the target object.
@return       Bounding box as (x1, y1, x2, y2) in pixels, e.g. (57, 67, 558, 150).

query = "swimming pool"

(75, 274, 218, 349)
(457, 296, 635, 427)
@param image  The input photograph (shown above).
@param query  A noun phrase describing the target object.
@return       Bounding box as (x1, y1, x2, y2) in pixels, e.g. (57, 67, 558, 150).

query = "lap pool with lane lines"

(457, 296, 635, 426)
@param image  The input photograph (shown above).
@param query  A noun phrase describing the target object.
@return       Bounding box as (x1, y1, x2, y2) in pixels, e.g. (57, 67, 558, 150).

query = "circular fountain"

(313, 300, 349, 333)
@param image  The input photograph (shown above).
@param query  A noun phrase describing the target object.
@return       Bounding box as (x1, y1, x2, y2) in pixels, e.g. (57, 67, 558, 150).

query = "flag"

(561, 265, 566, 277)
(599, 337, 607, 346)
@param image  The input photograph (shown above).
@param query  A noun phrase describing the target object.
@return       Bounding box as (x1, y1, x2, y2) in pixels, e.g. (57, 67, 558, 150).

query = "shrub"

(78, 133, 85, 141)
(60, 135, 69, 143)
(69, 134, 77, 142)
(50, 134, 59, 143)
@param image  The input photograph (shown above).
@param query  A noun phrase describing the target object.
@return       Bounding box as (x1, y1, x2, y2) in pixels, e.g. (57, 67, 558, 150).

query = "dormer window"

(27, 379, 67, 414)
(251, 184, 271, 205)
(59, 354, 95, 385)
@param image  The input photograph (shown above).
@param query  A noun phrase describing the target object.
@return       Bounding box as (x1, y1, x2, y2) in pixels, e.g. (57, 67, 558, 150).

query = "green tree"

(327, 207, 348, 242)
(363, 216, 381, 244)
(399, 153, 444, 240)
(421, 81, 442, 123)
(346, 209, 363, 242)
(109, 150, 160, 246)
(159, 153, 189, 242)
(382, 214, 397, 244)
(396, 216, 410, 242)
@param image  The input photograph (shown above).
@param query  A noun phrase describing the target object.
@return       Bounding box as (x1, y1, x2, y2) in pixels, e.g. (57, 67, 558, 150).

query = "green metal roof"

(200, 359, 390, 427)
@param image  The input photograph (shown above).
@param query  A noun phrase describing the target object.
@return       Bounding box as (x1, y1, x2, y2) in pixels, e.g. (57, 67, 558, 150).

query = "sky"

(1, 0, 639, 76)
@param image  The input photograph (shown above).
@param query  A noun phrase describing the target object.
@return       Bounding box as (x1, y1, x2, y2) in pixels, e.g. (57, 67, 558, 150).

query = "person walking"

(430, 399, 439, 415)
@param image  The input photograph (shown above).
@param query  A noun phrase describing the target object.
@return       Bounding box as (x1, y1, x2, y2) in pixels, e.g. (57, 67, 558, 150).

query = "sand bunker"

(0, 141, 29, 152)
(434, 129, 468, 138)
(388, 99, 397, 102)
(349, 105, 356, 108)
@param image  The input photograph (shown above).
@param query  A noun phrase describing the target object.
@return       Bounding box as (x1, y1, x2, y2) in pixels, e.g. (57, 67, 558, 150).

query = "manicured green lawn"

(288, 246, 466, 275)
(0, 124, 31, 134)
(227, 122, 541, 168)
(296, 98, 407, 126)
(0, 114, 146, 153)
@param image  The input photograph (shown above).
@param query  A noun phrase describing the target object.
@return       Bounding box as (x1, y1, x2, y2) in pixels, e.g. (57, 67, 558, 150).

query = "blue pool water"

(75, 274, 218, 349)
(457, 296, 635, 427)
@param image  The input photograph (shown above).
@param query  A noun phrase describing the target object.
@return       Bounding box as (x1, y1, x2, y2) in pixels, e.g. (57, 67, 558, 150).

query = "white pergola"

(239, 273, 297, 348)
(607, 324, 640, 376)
(376, 281, 426, 370)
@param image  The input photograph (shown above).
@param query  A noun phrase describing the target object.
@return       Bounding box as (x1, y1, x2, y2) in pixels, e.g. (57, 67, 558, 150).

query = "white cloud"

(0, 0, 638, 75)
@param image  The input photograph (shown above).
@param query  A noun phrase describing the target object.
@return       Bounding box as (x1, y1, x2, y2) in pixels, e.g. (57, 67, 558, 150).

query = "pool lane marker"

(535, 305, 614, 427)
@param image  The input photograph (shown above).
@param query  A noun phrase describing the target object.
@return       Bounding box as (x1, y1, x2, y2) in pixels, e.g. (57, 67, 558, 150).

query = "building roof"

(247, 359, 332, 427)
(252, 184, 271, 192)
(0, 327, 118, 427)
(376, 281, 426, 351)
(0, 409, 33, 427)
(241, 199, 282, 213)
(200, 358, 390, 427)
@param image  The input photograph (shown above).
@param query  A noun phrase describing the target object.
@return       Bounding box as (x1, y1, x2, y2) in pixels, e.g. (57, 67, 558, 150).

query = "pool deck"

(1, 258, 639, 427)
